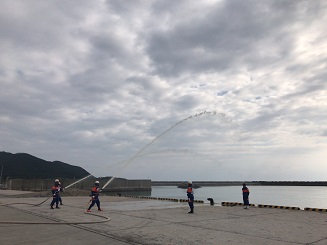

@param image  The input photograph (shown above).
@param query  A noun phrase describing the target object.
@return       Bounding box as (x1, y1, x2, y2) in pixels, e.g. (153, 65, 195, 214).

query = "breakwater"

(5, 177, 151, 192)
(152, 181, 327, 187)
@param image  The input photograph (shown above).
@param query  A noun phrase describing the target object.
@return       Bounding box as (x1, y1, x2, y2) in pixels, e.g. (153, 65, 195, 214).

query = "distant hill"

(0, 151, 90, 179)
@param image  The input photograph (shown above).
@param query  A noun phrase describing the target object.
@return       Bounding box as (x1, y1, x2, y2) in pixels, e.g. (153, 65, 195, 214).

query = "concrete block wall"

(5, 177, 151, 192)
(6, 178, 55, 191)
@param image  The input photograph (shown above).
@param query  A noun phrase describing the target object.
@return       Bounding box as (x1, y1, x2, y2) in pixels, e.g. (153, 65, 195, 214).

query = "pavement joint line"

(307, 236, 327, 245)
(109, 206, 293, 222)
(2, 194, 327, 244)
(4, 204, 65, 224)
(1, 204, 138, 244)
(182, 221, 306, 245)
(43, 211, 138, 244)
(104, 210, 227, 228)
(19, 201, 327, 228)
(102, 208, 320, 243)
(1, 203, 110, 225)
(195, 206, 292, 218)
(173, 206, 327, 229)
(70, 223, 139, 245)
(214, 207, 327, 226)
(97, 212, 172, 231)
(105, 208, 320, 236)
(0, 207, 308, 245)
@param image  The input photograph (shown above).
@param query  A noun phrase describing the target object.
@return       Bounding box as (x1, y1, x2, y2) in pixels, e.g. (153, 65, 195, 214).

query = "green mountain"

(0, 151, 90, 179)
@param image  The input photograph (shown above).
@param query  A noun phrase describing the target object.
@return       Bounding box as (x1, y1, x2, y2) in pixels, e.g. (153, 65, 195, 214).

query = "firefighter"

(187, 181, 194, 213)
(86, 181, 102, 212)
(58, 181, 64, 205)
(50, 179, 61, 209)
(242, 183, 250, 209)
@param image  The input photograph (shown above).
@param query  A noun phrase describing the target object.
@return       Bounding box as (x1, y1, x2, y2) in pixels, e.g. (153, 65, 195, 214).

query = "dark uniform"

(187, 181, 194, 213)
(87, 181, 102, 212)
(242, 183, 250, 209)
(58, 182, 64, 205)
(50, 179, 62, 209)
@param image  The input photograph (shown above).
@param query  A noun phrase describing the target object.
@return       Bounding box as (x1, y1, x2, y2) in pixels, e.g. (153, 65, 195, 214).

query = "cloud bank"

(1, 0, 326, 180)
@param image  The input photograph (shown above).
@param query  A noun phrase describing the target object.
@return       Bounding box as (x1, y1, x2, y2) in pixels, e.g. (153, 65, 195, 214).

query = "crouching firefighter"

(187, 181, 194, 213)
(86, 181, 102, 212)
(50, 179, 62, 209)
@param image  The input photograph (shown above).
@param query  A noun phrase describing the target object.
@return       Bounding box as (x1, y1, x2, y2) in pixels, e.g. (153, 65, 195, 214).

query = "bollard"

(207, 198, 215, 206)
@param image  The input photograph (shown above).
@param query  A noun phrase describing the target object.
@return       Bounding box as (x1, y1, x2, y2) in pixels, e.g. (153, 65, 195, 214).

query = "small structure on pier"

(177, 182, 201, 189)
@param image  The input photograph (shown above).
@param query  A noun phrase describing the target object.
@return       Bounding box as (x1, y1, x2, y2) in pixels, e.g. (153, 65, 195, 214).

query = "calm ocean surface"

(151, 186, 327, 209)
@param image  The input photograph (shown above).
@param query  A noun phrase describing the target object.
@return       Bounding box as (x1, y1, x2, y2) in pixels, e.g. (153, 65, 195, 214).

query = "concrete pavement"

(1, 190, 327, 244)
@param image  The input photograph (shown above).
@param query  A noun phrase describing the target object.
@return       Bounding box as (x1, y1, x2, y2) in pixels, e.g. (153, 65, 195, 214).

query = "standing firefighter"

(58, 181, 64, 205)
(86, 181, 102, 212)
(187, 181, 194, 213)
(242, 183, 250, 209)
(50, 179, 62, 209)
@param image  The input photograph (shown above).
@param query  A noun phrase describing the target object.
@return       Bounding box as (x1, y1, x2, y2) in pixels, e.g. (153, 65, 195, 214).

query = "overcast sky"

(1, 0, 326, 181)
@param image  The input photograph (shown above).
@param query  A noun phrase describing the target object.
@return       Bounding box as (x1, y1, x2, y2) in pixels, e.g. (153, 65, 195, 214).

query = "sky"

(1, 0, 326, 181)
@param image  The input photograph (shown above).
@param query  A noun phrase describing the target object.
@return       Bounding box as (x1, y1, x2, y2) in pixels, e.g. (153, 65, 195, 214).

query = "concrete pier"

(1, 190, 327, 245)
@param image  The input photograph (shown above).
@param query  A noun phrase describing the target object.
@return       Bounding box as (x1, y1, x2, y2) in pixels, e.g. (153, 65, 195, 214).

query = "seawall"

(5, 177, 151, 192)
(152, 181, 327, 186)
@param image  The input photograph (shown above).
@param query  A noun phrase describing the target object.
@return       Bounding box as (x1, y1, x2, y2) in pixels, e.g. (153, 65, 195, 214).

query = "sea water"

(151, 185, 327, 209)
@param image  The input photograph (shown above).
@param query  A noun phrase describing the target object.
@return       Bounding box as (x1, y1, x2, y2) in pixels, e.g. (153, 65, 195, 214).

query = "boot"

(188, 208, 194, 213)
(50, 206, 54, 209)
(56, 206, 60, 209)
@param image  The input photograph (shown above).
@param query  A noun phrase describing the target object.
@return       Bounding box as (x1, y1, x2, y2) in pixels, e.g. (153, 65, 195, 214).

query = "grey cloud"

(145, 0, 327, 77)
(1, 0, 327, 180)
(105, 0, 146, 14)
(288, 83, 326, 99)
(242, 109, 284, 132)
(172, 95, 200, 110)
(0, 1, 89, 50)
(88, 34, 135, 68)
(217, 91, 228, 96)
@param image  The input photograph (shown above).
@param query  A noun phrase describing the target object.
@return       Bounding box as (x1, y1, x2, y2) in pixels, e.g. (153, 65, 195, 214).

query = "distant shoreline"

(152, 181, 327, 187)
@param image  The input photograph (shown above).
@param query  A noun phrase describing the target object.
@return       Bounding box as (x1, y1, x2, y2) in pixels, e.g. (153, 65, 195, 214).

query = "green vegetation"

(0, 151, 90, 179)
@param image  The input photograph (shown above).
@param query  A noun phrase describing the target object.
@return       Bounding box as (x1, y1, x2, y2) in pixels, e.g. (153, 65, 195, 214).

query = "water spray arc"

(102, 111, 224, 189)
(64, 174, 93, 189)
(102, 176, 115, 189)
(121, 111, 224, 168)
